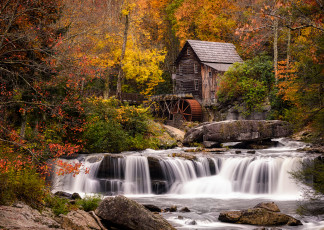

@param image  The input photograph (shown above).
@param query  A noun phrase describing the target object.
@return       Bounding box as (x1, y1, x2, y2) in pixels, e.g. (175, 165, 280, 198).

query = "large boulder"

(163, 125, 185, 142)
(0, 203, 61, 229)
(59, 210, 102, 230)
(95, 195, 175, 230)
(183, 120, 292, 145)
(218, 202, 302, 226)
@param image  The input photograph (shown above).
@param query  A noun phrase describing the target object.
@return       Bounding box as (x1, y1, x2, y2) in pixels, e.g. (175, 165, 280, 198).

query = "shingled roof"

(176, 40, 243, 64)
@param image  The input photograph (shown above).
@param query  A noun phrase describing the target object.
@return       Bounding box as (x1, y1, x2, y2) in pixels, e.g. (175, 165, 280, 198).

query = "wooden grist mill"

(151, 94, 203, 122)
(151, 40, 242, 123)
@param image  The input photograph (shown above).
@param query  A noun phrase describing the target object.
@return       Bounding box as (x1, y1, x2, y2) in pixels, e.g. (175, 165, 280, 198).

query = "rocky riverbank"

(1, 198, 306, 229)
(0, 195, 176, 230)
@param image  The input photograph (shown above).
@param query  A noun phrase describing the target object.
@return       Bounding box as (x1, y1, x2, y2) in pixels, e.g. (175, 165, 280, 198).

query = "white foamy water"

(51, 139, 324, 229)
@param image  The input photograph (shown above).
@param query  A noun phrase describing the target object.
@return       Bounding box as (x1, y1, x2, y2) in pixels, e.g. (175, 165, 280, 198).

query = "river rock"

(0, 202, 62, 229)
(144, 204, 162, 212)
(185, 219, 197, 225)
(218, 202, 302, 226)
(95, 195, 176, 230)
(254, 202, 280, 212)
(71, 192, 82, 200)
(183, 120, 292, 145)
(180, 207, 191, 212)
(182, 123, 205, 144)
(59, 210, 102, 230)
(55, 191, 72, 199)
(163, 125, 185, 142)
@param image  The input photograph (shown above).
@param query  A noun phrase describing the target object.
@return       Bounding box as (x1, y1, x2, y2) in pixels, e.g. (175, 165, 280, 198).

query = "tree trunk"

(286, 16, 292, 69)
(103, 71, 110, 99)
(20, 110, 27, 139)
(273, 17, 279, 85)
(116, 13, 129, 100)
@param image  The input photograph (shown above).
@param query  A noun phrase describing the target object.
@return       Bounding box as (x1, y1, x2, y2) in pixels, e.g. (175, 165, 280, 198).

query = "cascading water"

(53, 151, 303, 197)
(124, 156, 151, 194)
(169, 156, 301, 197)
(52, 140, 324, 229)
(53, 154, 152, 195)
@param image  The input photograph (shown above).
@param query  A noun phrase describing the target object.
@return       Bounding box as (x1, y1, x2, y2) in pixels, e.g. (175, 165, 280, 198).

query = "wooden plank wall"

(201, 65, 219, 106)
(175, 45, 202, 99)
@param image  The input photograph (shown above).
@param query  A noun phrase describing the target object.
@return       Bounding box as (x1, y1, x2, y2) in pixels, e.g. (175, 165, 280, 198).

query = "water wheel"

(172, 99, 202, 122)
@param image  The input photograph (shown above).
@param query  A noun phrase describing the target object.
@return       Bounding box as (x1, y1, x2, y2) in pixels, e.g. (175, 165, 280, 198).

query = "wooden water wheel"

(172, 99, 202, 122)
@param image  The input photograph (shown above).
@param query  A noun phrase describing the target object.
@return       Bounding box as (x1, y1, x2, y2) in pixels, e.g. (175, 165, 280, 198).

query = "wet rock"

(164, 205, 177, 212)
(55, 191, 72, 199)
(96, 154, 125, 179)
(171, 153, 197, 161)
(208, 158, 216, 175)
(219, 210, 242, 223)
(170, 205, 177, 212)
(59, 210, 102, 230)
(71, 192, 81, 200)
(184, 120, 292, 145)
(144, 204, 162, 212)
(180, 207, 190, 212)
(254, 202, 280, 212)
(185, 219, 197, 225)
(178, 216, 184, 220)
(95, 195, 176, 230)
(219, 203, 302, 226)
(86, 155, 104, 163)
(151, 180, 168, 194)
(247, 150, 256, 154)
(148, 157, 164, 181)
(235, 150, 242, 154)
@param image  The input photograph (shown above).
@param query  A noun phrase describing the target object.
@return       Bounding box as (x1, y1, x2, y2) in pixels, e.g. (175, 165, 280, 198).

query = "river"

(52, 138, 324, 229)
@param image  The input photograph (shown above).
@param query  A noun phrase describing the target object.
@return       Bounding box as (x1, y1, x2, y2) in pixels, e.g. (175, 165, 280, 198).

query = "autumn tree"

(0, 0, 85, 203)
(169, 0, 238, 46)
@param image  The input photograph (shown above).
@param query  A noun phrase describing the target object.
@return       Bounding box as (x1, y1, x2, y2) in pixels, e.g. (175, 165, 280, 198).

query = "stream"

(52, 138, 324, 229)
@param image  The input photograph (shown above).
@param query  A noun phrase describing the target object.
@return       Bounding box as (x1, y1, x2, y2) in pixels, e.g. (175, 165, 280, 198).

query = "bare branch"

(0, 101, 53, 109)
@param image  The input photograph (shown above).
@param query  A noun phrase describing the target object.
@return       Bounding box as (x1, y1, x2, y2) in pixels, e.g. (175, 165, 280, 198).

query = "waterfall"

(52, 152, 303, 197)
(170, 156, 302, 196)
(124, 156, 151, 194)
(52, 156, 102, 194)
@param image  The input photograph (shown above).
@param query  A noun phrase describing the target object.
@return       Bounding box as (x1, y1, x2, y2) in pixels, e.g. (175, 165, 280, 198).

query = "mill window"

(179, 64, 182, 75)
(194, 79, 199, 91)
(209, 71, 212, 78)
(194, 63, 198, 74)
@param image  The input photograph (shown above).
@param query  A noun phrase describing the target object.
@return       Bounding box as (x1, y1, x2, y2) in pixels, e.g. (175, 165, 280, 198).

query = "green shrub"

(83, 98, 157, 153)
(117, 105, 150, 136)
(217, 55, 273, 113)
(84, 119, 129, 153)
(44, 195, 70, 216)
(0, 166, 47, 209)
(76, 195, 102, 212)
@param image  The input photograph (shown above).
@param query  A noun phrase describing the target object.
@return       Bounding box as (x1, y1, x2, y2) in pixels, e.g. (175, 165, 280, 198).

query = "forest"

(0, 0, 323, 219)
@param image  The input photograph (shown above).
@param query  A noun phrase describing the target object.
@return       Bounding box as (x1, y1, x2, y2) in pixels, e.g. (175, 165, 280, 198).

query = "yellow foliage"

(122, 41, 166, 95)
